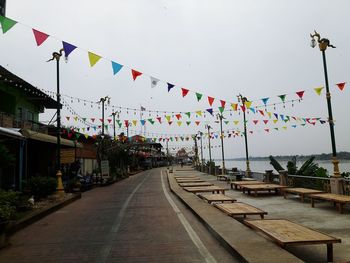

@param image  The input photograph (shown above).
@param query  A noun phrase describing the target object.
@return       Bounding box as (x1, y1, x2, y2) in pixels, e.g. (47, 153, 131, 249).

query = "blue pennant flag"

(167, 83, 175, 92)
(206, 108, 213, 115)
(111, 61, 123, 75)
(62, 41, 77, 58)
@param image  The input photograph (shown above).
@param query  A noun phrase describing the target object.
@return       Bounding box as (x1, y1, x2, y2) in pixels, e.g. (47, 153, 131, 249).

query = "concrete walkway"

(190, 169, 350, 262)
(0, 168, 237, 263)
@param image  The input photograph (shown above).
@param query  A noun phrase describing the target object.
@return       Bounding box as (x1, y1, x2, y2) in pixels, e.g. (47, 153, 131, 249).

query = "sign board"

(60, 149, 75, 164)
(101, 160, 110, 178)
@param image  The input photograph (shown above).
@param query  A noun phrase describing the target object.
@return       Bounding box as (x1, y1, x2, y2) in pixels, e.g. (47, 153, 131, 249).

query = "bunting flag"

(150, 77, 160, 88)
(91, 118, 95, 122)
(0, 15, 17, 33)
(278, 94, 286, 103)
(258, 110, 265, 116)
(186, 121, 191, 126)
(264, 129, 270, 133)
(195, 121, 200, 126)
(336, 82, 346, 91)
(175, 114, 182, 120)
(82, 117, 87, 122)
(196, 92, 203, 102)
(111, 61, 123, 75)
(66, 117, 70, 121)
(267, 112, 272, 118)
(124, 120, 129, 127)
(168, 121, 173, 125)
(156, 117, 162, 123)
(233, 120, 239, 125)
(148, 118, 155, 124)
(273, 119, 278, 124)
(132, 120, 137, 126)
(177, 121, 182, 126)
(253, 120, 259, 125)
(88, 52, 101, 67)
(165, 115, 171, 122)
(206, 108, 213, 115)
(167, 83, 175, 92)
(208, 96, 214, 106)
(74, 116, 78, 121)
(296, 91, 305, 99)
(224, 120, 229, 125)
(218, 106, 225, 114)
(263, 120, 269, 124)
(250, 108, 256, 113)
(181, 88, 189, 97)
(185, 112, 191, 118)
(245, 101, 252, 109)
(84, 134, 89, 139)
(107, 119, 112, 123)
(196, 110, 202, 116)
(99, 118, 103, 123)
(32, 29, 49, 46)
(240, 105, 246, 112)
(220, 100, 226, 108)
(273, 113, 278, 119)
(141, 120, 146, 126)
(231, 103, 238, 111)
(261, 98, 269, 106)
(314, 86, 324, 96)
(131, 69, 142, 80)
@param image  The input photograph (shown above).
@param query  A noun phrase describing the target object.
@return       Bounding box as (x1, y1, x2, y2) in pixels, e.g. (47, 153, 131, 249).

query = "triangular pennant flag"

(150, 77, 160, 88)
(181, 88, 189, 97)
(240, 105, 246, 112)
(91, 118, 95, 123)
(185, 112, 191, 118)
(141, 120, 146, 126)
(273, 119, 278, 124)
(156, 117, 162, 123)
(233, 120, 239, 125)
(220, 100, 226, 108)
(0, 16, 17, 33)
(264, 129, 270, 133)
(88, 52, 101, 67)
(208, 96, 215, 106)
(278, 94, 286, 102)
(82, 118, 87, 122)
(263, 120, 269, 124)
(296, 91, 305, 99)
(267, 112, 272, 118)
(99, 118, 104, 123)
(218, 106, 225, 114)
(195, 121, 200, 126)
(186, 121, 191, 126)
(111, 61, 123, 75)
(124, 120, 129, 127)
(74, 116, 78, 122)
(148, 118, 155, 124)
(167, 83, 175, 92)
(132, 120, 137, 126)
(250, 108, 256, 113)
(175, 114, 182, 120)
(84, 134, 89, 139)
(195, 92, 203, 102)
(231, 103, 238, 111)
(196, 111, 202, 116)
(32, 29, 49, 46)
(261, 98, 269, 105)
(131, 69, 142, 80)
(274, 128, 279, 131)
(82, 128, 86, 132)
(292, 125, 297, 128)
(165, 115, 171, 122)
(258, 110, 265, 116)
(245, 101, 252, 109)
(273, 113, 278, 119)
(62, 41, 77, 58)
(253, 120, 259, 125)
(314, 86, 324, 96)
(282, 126, 287, 130)
(168, 121, 173, 125)
(206, 108, 213, 115)
(336, 82, 346, 91)
(177, 121, 182, 126)
(280, 114, 284, 120)
(107, 119, 112, 123)
(224, 120, 229, 125)
(66, 116, 70, 121)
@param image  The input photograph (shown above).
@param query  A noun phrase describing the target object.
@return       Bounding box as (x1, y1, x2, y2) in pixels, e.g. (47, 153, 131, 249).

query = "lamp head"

(310, 37, 317, 48)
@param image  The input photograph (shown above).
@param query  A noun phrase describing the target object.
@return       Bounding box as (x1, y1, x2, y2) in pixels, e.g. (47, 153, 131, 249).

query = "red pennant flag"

(195, 121, 200, 126)
(107, 119, 112, 123)
(253, 120, 259, 125)
(208, 96, 214, 106)
(156, 117, 162, 123)
(99, 118, 103, 123)
(124, 120, 129, 127)
(91, 118, 95, 123)
(296, 91, 305, 99)
(264, 129, 270, 133)
(240, 105, 246, 112)
(175, 114, 182, 120)
(181, 88, 189, 97)
(32, 29, 49, 46)
(220, 100, 226, 108)
(258, 110, 265, 116)
(68, 132, 73, 139)
(336, 82, 346, 91)
(263, 120, 269, 124)
(131, 69, 142, 80)
(98, 125, 102, 128)
(168, 121, 173, 125)
(249, 131, 253, 134)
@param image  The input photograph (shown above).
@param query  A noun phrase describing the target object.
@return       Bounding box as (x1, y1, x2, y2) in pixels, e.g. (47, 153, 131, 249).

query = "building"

(0, 0, 6, 16)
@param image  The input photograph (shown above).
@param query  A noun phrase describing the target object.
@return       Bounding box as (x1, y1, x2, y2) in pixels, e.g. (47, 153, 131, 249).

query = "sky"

(1, 0, 350, 162)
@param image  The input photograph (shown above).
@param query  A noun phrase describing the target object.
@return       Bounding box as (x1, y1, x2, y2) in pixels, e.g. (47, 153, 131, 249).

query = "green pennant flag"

(116, 120, 122, 128)
(274, 128, 279, 131)
(195, 92, 203, 102)
(186, 121, 191, 126)
(224, 121, 229, 125)
(148, 118, 155, 124)
(75, 133, 80, 139)
(0, 16, 17, 33)
(105, 125, 108, 129)
(82, 118, 87, 122)
(278, 94, 286, 102)
(185, 112, 191, 118)
(218, 106, 225, 113)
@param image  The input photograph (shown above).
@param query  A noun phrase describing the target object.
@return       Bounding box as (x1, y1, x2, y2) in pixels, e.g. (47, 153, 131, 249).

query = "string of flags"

(0, 14, 347, 115)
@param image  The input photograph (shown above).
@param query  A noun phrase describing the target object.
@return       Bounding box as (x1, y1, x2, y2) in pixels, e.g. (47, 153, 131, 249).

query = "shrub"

(29, 176, 57, 200)
(0, 204, 15, 223)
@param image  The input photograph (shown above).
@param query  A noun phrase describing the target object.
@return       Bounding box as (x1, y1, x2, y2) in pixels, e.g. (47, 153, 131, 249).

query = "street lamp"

(216, 113, 226, 175)
(205, 124, 212, 173)
(111, 110, 120, 140)
(198, 131, 204, 169)
(47, 48, 65, 194)
(237, 94, 251, 177)
(98, 96, 111, 136)
(193, 134, 199, 167)
(310, 31, 342, 193)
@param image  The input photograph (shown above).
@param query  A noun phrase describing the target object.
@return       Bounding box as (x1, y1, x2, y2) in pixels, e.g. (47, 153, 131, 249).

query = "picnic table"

(230, 180, 265, 190)
(283, 188, 324, 202)
(215, 202, 267, 219)
(178, 182, 213, 187)
(198, 194, 236, 204)
(241, 184, 287, 197)
(244, 219, 341, 262)
(309, 193, 350, 214)
(183, 186, 227, 194)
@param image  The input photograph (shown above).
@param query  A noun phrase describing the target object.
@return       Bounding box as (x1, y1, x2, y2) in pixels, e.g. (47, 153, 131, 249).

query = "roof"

(0, 127, 24, 139)
(21, 129, 83, 148)
(0, 65, 59, 109)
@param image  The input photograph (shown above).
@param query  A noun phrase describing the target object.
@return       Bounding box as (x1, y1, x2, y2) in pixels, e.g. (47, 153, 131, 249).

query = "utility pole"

(198, 131, 204, 170)
(111, 111, 119, 140)
(206, 124, 212, 174)
(216, 113, 226, 175)
(193, 135, 199, 167)
(238, 94, 251, 177)
(99, 96, 110, 136)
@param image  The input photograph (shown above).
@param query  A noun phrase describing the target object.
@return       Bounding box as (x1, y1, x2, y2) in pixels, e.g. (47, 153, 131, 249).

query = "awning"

(21, 129, 83, 148)
(0, 127, 24, 139)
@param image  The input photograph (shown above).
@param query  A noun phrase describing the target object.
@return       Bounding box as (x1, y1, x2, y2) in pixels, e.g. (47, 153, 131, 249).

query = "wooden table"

(230, 181, 265, 190)
(241, 184, 287, 197)
(178, 182, 213, 187)
(215, 202, 267, 219)
(198, 194, 236, 204)
(176, 179, 204, 183)
(309, 193, 350, 214)
(244, 219, 341, 262)
(183, 186, 227, 194)
(283, 188, 324, 202)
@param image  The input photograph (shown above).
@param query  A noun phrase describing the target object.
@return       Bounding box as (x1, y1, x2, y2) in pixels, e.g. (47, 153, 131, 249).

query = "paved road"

(0, 168, 237, 263)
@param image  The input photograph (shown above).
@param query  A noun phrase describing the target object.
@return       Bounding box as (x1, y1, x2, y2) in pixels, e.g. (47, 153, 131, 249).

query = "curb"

(6, 193, 82, 236)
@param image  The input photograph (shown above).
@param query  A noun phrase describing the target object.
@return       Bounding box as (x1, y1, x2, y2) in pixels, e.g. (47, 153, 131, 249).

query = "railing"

(0, 111, 48, 133)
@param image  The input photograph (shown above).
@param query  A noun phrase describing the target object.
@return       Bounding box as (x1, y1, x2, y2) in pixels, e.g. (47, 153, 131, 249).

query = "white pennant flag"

(150, 77, 160, 88)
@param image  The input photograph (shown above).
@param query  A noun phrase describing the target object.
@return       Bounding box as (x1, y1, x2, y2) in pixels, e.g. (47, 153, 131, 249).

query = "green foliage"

(269, 155, 284, 172)
(314, 167, 329, 178)
(287, 161, 297, 175)
(0, 144, 15, 167)
(0, 204, 15, 223)
(29, 176, 57, 200)
(0, 190, 20, 223)
(296, 156, 318, 176)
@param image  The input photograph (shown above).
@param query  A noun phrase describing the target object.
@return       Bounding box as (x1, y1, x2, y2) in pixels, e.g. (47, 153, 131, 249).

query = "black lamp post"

(238, 94, 251, 177)
(47, 49, 65, 194)
(216, 113, 226, 175)
(198, 131, 204, 169)
(111, 110, 120, 140)
(205, 124, 212, 173)
(99, 96, 111, 136)
(310, 31, 341, 179)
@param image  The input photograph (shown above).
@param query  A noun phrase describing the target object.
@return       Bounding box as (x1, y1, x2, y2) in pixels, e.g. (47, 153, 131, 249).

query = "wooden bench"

(283, 188, 324, 202)
(241, 184, 287, 197)
(215, 202, 267, 219)
(230, 180, 265, 190)
(217, 175, 228, 181)
(178, 182, 213, 187)
(198, 194, 236, 204)
(309, 193, 350, 214)
(176, 179, 204, 183)
(183, 186, 227, 194)
(244, 219, 341, 262)
(174, 176, 199, 179)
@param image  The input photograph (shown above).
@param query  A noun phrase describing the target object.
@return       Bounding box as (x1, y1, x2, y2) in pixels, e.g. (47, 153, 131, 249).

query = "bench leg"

(254, 190, 257, 197)
(300, 194, 304, 203)
(283, 191, 287, 199)
(327, 244, 333, 263)
(337, 203, 343, 214)
(260, 214, 264, 219)
(311, 198, 315, 208)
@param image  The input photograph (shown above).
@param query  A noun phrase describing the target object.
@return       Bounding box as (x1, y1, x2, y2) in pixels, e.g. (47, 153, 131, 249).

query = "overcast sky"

(1, 0, 350, 162)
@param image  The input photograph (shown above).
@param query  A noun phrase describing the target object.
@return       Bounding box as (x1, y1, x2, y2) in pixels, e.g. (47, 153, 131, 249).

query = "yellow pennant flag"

(231, 103, 238, 111)
(273, 119, 278, 124)
(245, 101, 252, 109)
(165, 115, 171, 122)
(267, 112, 272, 118)
(88, 52, 102, 67)
(177, 121, 182, 126)
(282, 126, 287, 130)
(196, 111, 202, 116)
(314, 86, 324, 96)
(74, 116, 78, 122)
(82, 128, 85, 132)
(132, 120, 137, 126)
(84, 134, 89, 139)
(233, 120, 239, 125)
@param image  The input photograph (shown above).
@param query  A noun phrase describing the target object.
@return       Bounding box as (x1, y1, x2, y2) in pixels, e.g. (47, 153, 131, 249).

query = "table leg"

(283, 191, 287, 199)
(338, 203, 343, 214)
(260, 214, 264, 219)
(254, 190, 257, 197)
(327, 244, 333, 263)
(300, 194, 304, 203)
(311, 198, 315, 208)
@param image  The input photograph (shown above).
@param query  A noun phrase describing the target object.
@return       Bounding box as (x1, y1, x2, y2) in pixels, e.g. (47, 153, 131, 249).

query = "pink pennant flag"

(336, 82, 346, 91)
(264, 129, 270, 133)
(107, 119, 112, 123)
(99, 118, 104, 123)
(32, 29, 49, 46)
